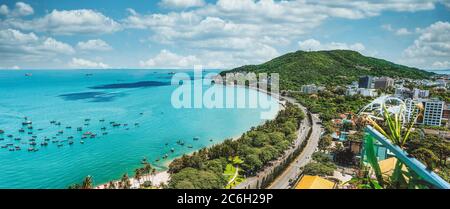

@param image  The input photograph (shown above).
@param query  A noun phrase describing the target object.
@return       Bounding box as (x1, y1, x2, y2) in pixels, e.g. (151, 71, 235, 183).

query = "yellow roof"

(378, 157, 407, 175)
(379, 157, 397, 174)
(295, 175, 336, 189)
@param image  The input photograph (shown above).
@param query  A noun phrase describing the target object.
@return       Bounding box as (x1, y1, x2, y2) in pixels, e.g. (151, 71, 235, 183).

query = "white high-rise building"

(405, 98, 444, 126)
(413, 89, 430, 99)
(423, 100, 444, 126)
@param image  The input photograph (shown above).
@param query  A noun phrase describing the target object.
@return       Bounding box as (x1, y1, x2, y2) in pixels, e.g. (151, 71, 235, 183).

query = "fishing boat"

(66, 126, 72, 129)
(188, 145, 193, 148)
(40, 142, 48, 146)
(68, 141, 74, 145)
(22, 121, 32, 126)
(27, 132, 32, 135)
(29, 138, 35, 141)
(1, 145, 7, 148)
(134, 123, 139, 126)
(32, 135, 37, 138)
(67, 136, 74, 139)
(80, 141, 85, 144)
(52, 140, 59, 143)
(77, 127, 83, 131)
(44, 138, 50, 141)
(28, 147, 34, 152)
(9, 148, 14, 151)
(112, 123, 121, 127)
(102, 132, 108, 135)
(58, 130, 64, 134)
(155, 158, 160, 162)
(25, 73, 32, 77)
(7, 134, 13, 138)
(29, 142, 36, 146)
(81, 136, 87, 139)
(15, 146, 21, 151)
(210, 139, 213, 142)
(50, 120, 56, 124)
(55, 122, 61, 126)
(101, 127, 107, 131)
(27, 126, 33, 130)
(14, 138, 21, 141)
(37, 128, 43, 131)
(90, 134, 97, 138)
(57, 144, 63, 147)
(170, 148, 175, 152)
(0, 138, 4, 141)
(84, 123, 90, 126)
(193, 137, 199, 141)
(84, 119, 91, 122)
(99, 119, 105, 122)
(0, 130, 4, 134)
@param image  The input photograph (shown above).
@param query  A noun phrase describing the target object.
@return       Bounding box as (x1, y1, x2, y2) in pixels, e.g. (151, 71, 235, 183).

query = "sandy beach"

(95, 171, 170, 189)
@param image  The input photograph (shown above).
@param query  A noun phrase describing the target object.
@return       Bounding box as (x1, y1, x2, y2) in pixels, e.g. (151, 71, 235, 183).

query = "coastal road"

(234, 94, 321, 189)
(268, 114, 322, 189)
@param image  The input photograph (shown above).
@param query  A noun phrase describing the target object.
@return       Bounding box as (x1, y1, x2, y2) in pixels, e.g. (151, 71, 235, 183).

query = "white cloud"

(0, 2, 33, 17)
(298, 39, 366, 52)
(382, 24, 413, 35)
(140, 50, 200, 69)
(432, 61, 450, 69)
(401, 21, 450, 69)
(5, 9, 121, 35)
(160, 0, 205, 9)
(0, 5, 9, 16)
(125, 0, 441, 68)
(395, 28, 412, 36)
(13, 2, 34, 16)
(0, 65, 20, 70)
(0, 29, 74, 59)
(69, 58, 109, 69)
(404, 21, 450, 58)
(77, 39, 112, 51)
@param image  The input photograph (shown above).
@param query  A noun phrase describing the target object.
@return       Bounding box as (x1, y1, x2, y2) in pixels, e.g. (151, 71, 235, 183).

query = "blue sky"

(0, 0, 449, 70)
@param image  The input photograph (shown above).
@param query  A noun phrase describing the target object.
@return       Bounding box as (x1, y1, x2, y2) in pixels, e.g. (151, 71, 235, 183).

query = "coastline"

(94, 83, 283, 189)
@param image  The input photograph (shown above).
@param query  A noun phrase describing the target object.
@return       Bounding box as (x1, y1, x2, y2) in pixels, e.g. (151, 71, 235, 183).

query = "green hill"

(221, 50, 434, 90)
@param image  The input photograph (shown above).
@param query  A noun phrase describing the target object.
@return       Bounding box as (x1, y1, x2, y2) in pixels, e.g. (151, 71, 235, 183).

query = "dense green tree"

(303, 162, 336, 176)
(318, 135, 332, 151)
(169, 168, 227, 189)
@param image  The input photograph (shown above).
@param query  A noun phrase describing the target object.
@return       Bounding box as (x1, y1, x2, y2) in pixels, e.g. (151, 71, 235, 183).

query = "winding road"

(234, 93, 322, 189)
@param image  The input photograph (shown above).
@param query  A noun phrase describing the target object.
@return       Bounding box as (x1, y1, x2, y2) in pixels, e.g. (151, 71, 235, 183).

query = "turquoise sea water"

(429, 70, 450, 75)
(0, 70, 278, 188)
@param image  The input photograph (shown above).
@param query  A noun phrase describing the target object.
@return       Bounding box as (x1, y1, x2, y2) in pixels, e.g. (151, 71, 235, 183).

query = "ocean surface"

(429, 70, 450, 75)
(0, 70, 278, 188)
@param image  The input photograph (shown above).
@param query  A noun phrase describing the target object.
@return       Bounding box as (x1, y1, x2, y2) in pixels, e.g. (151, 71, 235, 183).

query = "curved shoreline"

(94, 84, 282, 189)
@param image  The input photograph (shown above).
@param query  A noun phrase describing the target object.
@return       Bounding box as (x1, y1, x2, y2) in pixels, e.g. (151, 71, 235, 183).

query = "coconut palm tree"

(135, 168, 142, 184)
(82, 175, 93, 189)
(107, 181, 116, 189)
(121, 173, 131, 189)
